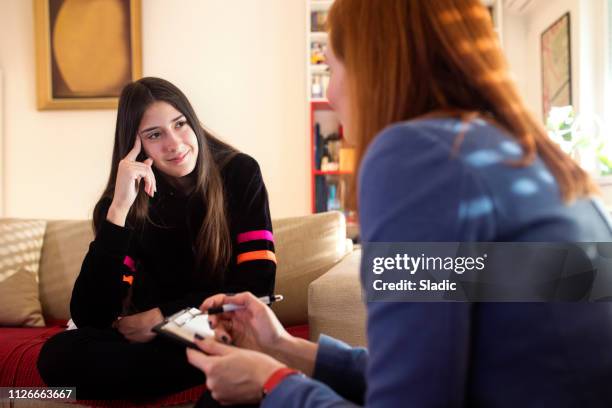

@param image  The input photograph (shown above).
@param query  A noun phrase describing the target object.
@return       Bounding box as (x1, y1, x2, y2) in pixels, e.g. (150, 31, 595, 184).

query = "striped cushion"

(0, 219, 46, 327)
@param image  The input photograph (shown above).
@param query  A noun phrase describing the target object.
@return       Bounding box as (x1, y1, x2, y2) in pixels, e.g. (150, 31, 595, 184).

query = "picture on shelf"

(311, 73, 329, 99)
(311, 10, 328, 32)
(311, 41, 326, 65)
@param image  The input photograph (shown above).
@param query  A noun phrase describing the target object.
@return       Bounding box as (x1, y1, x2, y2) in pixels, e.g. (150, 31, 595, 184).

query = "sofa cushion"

(0, 219, 47, 327)
(308, 249, 366, 346)
(38, 220, 93, 322)
(271, 211, 352, 326)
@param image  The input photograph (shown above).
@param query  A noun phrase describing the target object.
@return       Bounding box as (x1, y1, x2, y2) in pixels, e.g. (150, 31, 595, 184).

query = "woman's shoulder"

(362, 117, 522, 172)
(220, 153, 265, 194)
(360, 119, 460, 179)
(221, 152, 261, 176)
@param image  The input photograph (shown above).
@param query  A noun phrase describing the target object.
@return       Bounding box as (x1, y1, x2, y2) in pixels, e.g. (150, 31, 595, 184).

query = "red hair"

(327, 0, 597, 203)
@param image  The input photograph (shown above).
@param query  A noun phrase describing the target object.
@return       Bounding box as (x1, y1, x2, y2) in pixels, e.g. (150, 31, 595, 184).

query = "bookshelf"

(305, 1, 501, 239)
(307, 0, 358, 234)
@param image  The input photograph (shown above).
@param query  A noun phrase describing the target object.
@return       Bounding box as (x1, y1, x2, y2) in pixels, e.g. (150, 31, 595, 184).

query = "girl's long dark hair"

(93, 77, 238, 281)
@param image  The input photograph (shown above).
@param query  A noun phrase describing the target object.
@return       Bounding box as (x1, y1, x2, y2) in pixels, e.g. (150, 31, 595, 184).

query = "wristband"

(262, 367, 301, 397)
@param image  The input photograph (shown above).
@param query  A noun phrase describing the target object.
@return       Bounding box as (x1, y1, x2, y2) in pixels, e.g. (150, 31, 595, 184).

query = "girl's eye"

(176, 120, 186, 128)
(147, 131, 161, 140)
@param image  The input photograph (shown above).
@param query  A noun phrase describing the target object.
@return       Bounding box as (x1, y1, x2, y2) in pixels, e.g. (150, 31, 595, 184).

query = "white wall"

(502, 11, 528, 102)
(0, 0, 308, 220)
(0, 69, 4, 216)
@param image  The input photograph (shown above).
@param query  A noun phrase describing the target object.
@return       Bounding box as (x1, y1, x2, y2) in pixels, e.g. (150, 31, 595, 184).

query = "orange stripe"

(237, 250, 277, 265)
(122, 275, 134, 285)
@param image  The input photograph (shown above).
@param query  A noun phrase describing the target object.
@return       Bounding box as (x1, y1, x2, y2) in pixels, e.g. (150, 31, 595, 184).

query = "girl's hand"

(113, 307, 163, 343)
(200, 292, 291, 355)
(107, 136, 156, 226)
(186, 338, 285, 405)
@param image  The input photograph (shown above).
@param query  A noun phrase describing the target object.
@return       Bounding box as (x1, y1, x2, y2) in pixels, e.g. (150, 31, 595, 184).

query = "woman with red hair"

(187, 1, 612, 406)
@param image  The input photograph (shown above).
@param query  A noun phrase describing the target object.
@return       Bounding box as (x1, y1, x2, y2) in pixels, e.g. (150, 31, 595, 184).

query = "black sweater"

(70, 153, 276, 328)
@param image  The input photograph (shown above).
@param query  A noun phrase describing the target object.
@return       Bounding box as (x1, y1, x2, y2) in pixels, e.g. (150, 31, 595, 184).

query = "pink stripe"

(123, 256, 136, 272)
(237, 230, 274, 244)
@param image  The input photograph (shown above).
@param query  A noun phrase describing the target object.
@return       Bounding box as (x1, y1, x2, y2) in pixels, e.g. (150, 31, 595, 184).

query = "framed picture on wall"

(541, 12, 572, 121)
(33, 0, 142, 110)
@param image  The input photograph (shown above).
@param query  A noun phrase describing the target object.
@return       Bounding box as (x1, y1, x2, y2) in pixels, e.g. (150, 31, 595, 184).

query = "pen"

(206, 294, 284, 315)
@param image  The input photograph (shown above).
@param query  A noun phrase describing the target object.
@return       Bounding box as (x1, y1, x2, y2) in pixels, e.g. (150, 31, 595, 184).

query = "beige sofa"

(0, 211, 366, 407)
(309, 248, 366, 346)
(30, 211, 355, 332)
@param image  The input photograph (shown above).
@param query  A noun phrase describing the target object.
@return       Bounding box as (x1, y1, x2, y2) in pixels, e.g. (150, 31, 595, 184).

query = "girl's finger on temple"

(148, 167, 157, 194)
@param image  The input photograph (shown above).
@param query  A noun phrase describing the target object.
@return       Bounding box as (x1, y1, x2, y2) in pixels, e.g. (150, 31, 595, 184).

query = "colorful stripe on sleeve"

(237, 230, 274, 244)
(122, 256, 136, 285)
(236, 250, 277, 265)
(123, 256, 136, 272)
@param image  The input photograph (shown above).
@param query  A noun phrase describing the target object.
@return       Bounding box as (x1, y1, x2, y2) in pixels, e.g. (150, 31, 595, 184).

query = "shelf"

(311, 0, 334, 12)
(310, 32, 328, 42)
(310, 64, 329, 74)
(314, 170, 353, 176)
(309, 0, 354, 218)
(310, 98, 333, 111)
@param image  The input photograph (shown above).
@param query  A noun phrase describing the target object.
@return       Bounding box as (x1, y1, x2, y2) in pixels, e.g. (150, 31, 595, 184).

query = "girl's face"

(138, 101, 199, 179)
(325, 43, 349, 129)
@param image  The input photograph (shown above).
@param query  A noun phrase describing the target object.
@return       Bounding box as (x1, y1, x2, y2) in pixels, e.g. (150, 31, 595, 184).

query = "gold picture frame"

(33, 0, 142, 110)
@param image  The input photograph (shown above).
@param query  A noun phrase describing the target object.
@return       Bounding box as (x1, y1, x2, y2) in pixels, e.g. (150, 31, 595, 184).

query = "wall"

(0, 69, 3, 216)
(0, 0, 308, 220)
(502, 11, 528, 101)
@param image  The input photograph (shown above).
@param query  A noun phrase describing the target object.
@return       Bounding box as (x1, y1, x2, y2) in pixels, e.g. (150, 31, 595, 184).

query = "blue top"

(263, 118, 612, 407)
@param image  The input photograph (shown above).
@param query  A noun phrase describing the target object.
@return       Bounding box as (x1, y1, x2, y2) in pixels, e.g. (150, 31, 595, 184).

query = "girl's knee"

(37, 330, 83, 386)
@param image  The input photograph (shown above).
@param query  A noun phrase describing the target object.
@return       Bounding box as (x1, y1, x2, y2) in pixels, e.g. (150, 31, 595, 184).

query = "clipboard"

(152, 307, 215, 349)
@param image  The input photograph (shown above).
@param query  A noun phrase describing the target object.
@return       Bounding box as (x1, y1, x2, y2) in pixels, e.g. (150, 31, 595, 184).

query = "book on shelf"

(314, 175, 351, 215)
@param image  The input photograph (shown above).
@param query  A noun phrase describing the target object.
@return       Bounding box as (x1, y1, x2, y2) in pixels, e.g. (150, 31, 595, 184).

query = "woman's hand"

(200, 292, 290, 354)
(113, 307, 163, 343)
(186, 338, 285, 405)
(107, 136, 156, 227)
